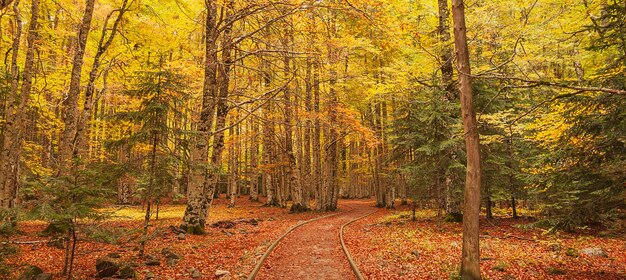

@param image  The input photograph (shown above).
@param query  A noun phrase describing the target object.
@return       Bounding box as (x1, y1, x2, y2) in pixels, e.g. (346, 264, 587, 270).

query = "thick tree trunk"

(0, 0, 38, 209)
(181, 0, 218, 234)
(452, 0, 482, 279)
(199, 0, 234, 220)
(282, 38, 306, 212)
(58, 0, 95, 176)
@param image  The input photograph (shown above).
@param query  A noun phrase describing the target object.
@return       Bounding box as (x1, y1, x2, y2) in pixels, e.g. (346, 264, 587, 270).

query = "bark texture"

(181, 0, 218, 234)
(58, 0, 95, 176)
(451, 0, 482, 279)
(0, 0, 39, 209)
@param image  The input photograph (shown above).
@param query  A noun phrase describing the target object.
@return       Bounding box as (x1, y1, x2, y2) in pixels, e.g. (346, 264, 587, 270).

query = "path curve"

(251, 200, 375, 280)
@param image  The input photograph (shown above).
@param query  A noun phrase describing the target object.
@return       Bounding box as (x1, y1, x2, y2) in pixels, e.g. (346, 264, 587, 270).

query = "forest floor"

(6, 197, 625, 280)
(345, 203, 626, 280)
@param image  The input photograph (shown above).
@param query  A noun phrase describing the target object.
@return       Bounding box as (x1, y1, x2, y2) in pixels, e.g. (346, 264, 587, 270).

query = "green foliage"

(391, 85, 464, 207)
(107, 67, 190, 203)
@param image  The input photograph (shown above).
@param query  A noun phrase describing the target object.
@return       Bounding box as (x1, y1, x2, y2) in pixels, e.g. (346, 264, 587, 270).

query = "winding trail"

(252, 200, 375, 280)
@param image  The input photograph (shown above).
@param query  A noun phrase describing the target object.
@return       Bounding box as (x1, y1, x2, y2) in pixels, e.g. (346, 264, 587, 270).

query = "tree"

(58, 0, 96, 176)
(0, 0, 40, 209)
(451, 0, 482, 279)
(109, 67, 189, 255)
(180, 0, 218, 234)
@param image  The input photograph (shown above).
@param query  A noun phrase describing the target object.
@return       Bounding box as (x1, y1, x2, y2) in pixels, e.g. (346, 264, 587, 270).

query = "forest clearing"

(0, 0, 625, 279)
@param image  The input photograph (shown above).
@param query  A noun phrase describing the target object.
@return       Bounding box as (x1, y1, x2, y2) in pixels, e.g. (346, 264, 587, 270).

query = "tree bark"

(58, 0, 95, 176)
(74, 0, 129, 159)
(181, 0, 218, 234)
(452, 0, 482, 279)
(249, 115, 259, 201)
(0, 0, 38, 209)
(282, 36, 306, 212)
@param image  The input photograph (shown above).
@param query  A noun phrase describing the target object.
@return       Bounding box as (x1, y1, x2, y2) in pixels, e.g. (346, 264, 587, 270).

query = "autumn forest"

(0, 0, 624, 279)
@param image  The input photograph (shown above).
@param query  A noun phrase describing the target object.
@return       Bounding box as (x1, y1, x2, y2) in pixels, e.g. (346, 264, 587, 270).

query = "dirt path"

(256, 200, 375, 280)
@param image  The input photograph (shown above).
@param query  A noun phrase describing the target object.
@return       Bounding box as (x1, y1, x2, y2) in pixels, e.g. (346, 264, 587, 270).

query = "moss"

(181, 224, 206, 235)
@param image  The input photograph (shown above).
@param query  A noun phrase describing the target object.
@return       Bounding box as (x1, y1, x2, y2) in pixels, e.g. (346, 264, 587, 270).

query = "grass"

(104, 205, 187, 221)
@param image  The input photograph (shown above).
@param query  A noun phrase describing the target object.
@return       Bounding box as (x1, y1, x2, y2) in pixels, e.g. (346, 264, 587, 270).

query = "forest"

(0, 0, 624, 279)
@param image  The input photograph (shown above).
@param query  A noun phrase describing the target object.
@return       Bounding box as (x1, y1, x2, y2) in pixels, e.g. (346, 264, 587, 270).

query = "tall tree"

(58, 0, 96, 176)
(181, 0, 218, 234)
(451, 0, 482, 279)
(0, 0, 39, 209)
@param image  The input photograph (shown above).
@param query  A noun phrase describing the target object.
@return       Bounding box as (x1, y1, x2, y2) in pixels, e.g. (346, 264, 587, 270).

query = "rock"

(177, 233, 186, 240)
(189, 268, 201, 278)
(144, 270, 155, 279)
(107, 252, 122, 258)
(166, 257, 178, 267)
(215, 269, 230, 278)
(579, 247, 608, 257)
(212, 221, 236, 229)
(168, 225, 186, 234)
(119, 265, 136, 279)
(96, 257, 120, 278)
(144, 255, 161, 266)
(18, 265, 44, 280)
(34, 273, 53, 280)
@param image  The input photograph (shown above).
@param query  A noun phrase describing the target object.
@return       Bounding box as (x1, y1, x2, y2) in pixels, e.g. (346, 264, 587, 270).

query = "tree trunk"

(181, 0, 218, 234)
(452, 0, 482, 279)
(250, 116, 259, 201)
(58, 0, 95, 176)
(0, 0, 39, 209)
(282, 37, 306, 212)
(312, 58, 322, 210)
(74, 0, 129, 160)
(139, 132, 158, 256)
(198, 0, 234, 222)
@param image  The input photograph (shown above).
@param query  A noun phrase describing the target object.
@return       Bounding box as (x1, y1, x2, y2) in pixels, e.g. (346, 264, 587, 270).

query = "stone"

(119, 265, 136, 279)
(215, 269, 230, 278)
(189, 268, 201, 278)
(144, 255, 161, 266)
(34, 273, 53, 280)
(96, 257, 120, 278)
(177, 233, 186, 240)
(18, 265, 44, 280)
(144, 270, 155, 279)
(579, 247, 608, 257)
(410, 250, 420, 258)
(165, 257, 178, 267)
(107, 252, 122, 258)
